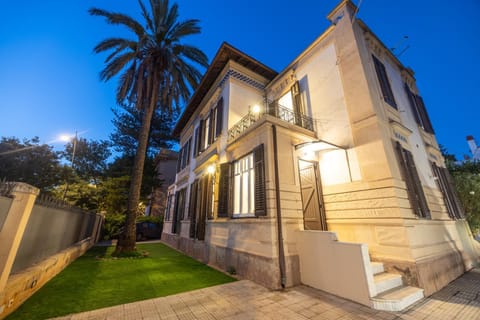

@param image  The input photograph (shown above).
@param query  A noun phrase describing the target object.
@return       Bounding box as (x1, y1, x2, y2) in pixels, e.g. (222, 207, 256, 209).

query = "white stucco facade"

(162, 0, 479, 302)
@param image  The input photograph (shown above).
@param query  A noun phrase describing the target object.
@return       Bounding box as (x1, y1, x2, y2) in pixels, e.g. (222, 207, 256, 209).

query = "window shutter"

(193, 126, 200, 156)
(372, 55, 397, 109)
(196, 176, 208, 241)
(176, 147, 183, 173)
(185, 138, 191, 166)
(196, 120, 204, 155)
(404, 84, 422, 126)
(217, 162, 231, 217)
(254, 144, 267, 216)
(216, 97, 224, 138)
(414, 95, 435, 134)
(206, 174, 214, 219)
(394, 142, 430, 218)
(431, 163, 456, 219)
(440, 167, 464, 219)
(208, 110, 214, 145)
(189, 180, 198, 238)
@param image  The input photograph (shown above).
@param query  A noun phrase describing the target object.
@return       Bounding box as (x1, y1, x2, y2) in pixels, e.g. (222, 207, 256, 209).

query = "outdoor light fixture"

(207, 164, 216, 175)
(252, 104, 261, 114)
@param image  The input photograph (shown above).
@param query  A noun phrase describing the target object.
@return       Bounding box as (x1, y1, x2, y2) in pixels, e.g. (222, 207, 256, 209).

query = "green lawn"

(8, 243, 235, 320)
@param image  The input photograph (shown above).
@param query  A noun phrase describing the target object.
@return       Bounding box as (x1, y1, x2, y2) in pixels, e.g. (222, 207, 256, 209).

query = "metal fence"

(228, 102, 314, 142)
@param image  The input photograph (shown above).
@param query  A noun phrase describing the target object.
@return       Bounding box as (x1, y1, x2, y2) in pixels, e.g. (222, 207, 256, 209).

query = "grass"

(7, 243, 235, 320)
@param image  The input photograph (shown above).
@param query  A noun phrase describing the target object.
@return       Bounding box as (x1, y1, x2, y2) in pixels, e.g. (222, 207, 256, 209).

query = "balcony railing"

(228, 103, 314, 142)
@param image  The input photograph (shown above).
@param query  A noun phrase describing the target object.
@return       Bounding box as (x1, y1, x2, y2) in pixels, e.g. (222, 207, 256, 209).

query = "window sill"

(231, 214, 256, 219)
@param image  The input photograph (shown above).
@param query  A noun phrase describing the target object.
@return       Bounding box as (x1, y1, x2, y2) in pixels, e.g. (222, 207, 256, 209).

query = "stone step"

(370, 261, 384, 275)
(371, 285, 424, 312)
(374, 272, 403, 295)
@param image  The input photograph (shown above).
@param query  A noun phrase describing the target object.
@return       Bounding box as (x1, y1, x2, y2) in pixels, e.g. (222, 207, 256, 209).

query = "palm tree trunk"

(115, 78, 159, 254)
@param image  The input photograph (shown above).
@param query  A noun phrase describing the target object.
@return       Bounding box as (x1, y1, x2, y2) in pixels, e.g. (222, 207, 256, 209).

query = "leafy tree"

(62, 138, 111, 185)
(90, 0, 208, 253)
(441, 146, 480, 234)
(0, 137, 62, 193)
(111, 103, 178, 157)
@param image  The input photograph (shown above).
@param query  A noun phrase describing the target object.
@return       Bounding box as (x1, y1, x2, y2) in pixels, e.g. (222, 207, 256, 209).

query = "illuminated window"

(233, 153, 255, 215)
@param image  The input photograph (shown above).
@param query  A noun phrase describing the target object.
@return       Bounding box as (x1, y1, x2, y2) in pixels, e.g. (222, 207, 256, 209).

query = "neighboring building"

(147, 149, 178, 217)
(162, 0, 479, 311)
(466, 135, 480, 161)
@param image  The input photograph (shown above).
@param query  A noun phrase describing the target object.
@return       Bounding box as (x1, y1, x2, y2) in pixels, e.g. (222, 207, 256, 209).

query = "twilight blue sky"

(0, 0, 479, 159)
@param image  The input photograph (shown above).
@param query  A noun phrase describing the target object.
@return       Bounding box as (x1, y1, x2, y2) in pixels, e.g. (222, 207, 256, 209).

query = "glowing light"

(207, 164, 216, 175)
(252, 104, 260, 114)
(59, 134, 73, 142)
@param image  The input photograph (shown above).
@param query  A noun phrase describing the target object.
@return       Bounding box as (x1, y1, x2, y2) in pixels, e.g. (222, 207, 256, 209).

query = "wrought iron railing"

(228, 103, 314, 142)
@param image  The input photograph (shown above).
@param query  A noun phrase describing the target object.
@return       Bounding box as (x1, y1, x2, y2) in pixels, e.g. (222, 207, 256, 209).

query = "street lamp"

(61, 131, 78, 200)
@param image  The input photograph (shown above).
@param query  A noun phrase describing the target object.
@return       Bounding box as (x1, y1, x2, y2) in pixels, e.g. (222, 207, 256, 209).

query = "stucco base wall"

(375, 250, 466, 297)
(0, 238, 93, 319)
(416, 250, 466, 297)
(161, 232, 301, 290)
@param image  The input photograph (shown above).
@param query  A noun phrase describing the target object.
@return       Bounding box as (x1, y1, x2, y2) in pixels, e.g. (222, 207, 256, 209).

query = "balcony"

(228, 102, 314, 142)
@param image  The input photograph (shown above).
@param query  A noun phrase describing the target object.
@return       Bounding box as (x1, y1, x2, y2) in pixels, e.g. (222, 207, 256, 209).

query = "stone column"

(0, 183, 39, 293)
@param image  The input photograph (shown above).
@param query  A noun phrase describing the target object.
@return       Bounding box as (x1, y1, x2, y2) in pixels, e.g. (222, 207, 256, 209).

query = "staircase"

(369, 261, 424, 311)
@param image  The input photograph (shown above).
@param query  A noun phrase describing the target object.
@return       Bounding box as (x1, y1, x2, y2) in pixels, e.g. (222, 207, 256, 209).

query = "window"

(233, 153, 255, 215)
(165, 194, 173, 221)
(217, 144, 266, 218)
(394, 141, 430, 218)
(176, 138, 191, 172)
(372, 55, 397, 109)
(194, 97, 224, 157)
(187, 176, 212, 240)
(431, 162, 464, 220)
(171, 188, 186, 234)
(404, 84, 435, 134)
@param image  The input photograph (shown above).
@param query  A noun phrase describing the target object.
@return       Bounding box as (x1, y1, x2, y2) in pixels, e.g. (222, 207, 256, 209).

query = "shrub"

(102, 214, 125, 240)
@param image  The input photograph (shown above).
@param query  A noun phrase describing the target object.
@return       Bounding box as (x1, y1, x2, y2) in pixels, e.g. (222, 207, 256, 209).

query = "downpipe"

(272, 124, 287, 288)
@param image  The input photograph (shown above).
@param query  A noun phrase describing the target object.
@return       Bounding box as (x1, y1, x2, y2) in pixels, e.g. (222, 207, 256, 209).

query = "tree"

(110, 103, 177, 157)
(62, 138, 111, 185)
(441, 146, 480, 234)
(0, 136, 62, 193)
(90, 0, 208, 253)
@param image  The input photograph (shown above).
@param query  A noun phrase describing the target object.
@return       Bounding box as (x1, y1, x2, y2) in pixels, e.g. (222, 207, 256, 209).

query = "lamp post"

(61, 131, 78, 201)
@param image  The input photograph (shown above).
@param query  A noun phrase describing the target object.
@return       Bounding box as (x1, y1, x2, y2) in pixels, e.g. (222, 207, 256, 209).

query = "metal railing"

(228, 102, 314, 142)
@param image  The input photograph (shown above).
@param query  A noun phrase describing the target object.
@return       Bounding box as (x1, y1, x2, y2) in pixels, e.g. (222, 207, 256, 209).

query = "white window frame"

(233, 153, 255, 217)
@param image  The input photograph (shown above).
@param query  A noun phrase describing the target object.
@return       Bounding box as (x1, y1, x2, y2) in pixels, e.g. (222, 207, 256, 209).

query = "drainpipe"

(272, 124, 286, 288)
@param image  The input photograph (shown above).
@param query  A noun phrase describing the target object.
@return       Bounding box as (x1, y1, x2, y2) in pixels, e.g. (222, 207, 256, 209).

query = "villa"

(162, 0, 479, 311)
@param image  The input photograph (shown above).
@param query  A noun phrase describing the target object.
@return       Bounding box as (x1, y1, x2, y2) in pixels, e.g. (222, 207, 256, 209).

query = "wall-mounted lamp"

(252, 104, 261, 114)
(207, 164, 216, 175)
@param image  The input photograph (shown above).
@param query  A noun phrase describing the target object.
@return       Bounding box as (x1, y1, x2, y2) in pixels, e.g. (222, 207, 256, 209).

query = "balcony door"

(298, 159, 327, 230)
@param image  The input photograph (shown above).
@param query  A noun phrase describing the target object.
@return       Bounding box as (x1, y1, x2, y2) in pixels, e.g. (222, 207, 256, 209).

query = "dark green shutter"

(196, 120, 204, 154)
(189, 180, 198, 238)
(414, 95, 435, 134)
(395, 142, 430, 218)
(216, 98, 224, 138)
(207, 110, 214, 145)
(404, 83, 422, 126)
(217, 162, 231, 217)
(196, 176, 208, 240)
(440, 166, 464, 219)
(431, 162, 455, 219)
(254, 144, 267, 216)
(372, 55, 397, 109)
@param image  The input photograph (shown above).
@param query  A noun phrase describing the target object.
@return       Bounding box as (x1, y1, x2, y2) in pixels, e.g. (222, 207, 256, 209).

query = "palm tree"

(90, 0, 208, 253)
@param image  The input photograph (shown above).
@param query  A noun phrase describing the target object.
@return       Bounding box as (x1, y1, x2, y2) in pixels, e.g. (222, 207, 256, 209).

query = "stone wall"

(0, 238, 94, 319)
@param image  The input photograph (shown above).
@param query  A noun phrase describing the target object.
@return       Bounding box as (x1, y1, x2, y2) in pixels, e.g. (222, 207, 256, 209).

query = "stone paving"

(52, 269, 480, 320)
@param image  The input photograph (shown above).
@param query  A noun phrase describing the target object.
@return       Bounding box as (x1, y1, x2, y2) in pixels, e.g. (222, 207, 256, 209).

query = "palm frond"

(167, 19, 201, 41)
(100, 51, 136, 81)
(89, 8, 146, 39)
(138, 0, 154, 32)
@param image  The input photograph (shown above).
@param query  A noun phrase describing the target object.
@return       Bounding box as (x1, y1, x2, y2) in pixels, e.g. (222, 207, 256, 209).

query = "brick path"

(52, 269, 480, 320)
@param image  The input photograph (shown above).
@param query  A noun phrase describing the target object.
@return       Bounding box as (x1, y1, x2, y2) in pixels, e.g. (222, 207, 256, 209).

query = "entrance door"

(298, 160, 327, 230)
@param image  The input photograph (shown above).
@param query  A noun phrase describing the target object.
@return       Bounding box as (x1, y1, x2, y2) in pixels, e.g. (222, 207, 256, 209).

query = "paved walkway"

(53, 269, 480, 320)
